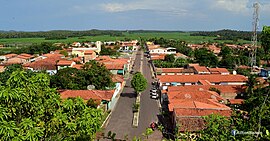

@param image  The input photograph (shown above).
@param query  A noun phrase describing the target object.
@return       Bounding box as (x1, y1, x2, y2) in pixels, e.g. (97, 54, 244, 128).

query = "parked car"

(150, 91, 157, 96)
(150, 88, 157, 93)
(151, 95, 158, 99)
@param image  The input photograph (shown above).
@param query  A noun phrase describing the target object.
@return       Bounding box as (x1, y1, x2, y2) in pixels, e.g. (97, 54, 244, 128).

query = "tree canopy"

(0, 70, 103, 140)
(51, 60, 114, 90)
(131, 72, 147, 93)
(194, 48, 218, 67)
(261, 26, 270, 65)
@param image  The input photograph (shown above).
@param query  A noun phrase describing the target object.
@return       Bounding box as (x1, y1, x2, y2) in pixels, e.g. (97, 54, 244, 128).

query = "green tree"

(51, 60, 114, 90)
(131, 72, 147, 94)
(164, 54, 175, 62)
(194, 48, 218, 67)
(261, 26, 270, 65)
(198, 114, 235, 141)
(0, 70, 103, 140)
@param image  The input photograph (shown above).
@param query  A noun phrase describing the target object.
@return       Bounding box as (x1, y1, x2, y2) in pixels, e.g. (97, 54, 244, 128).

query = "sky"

(0, 0, 270, 31)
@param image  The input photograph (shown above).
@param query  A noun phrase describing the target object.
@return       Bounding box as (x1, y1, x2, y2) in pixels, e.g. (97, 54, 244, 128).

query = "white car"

(150, 91, 157, 96)
(150, 89, 157, 93)
(151, 95, 158, 99)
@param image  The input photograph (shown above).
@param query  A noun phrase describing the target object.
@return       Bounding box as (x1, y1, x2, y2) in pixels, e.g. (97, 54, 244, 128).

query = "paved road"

(102, 50, 160, 140)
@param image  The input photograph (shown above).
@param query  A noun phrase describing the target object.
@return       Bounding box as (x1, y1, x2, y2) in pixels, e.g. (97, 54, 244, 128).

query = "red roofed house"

(56, 60, 76, 70)
(84, 50, 97, 62)
(24, 54, 64, 75)
(156, 68, 194, 75)
(0, 53, 17, 61)
(157, 74, 247, 90)
(60, 89, 120, 111)
(163, 86, 231, 132)
(96, 57, 129, 75)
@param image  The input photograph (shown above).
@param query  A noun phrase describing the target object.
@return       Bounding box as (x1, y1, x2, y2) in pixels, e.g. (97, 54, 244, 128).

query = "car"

(151, 95, 158, 99)
(150, 91, 157, 96)
(150, 89, 157, 93)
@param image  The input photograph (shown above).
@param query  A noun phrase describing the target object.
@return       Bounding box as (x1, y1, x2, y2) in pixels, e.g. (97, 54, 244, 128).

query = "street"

(102, 50, 160, 140)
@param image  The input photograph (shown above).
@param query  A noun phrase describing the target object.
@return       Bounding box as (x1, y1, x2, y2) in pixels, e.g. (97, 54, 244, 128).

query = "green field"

(0, 32, 250, 47)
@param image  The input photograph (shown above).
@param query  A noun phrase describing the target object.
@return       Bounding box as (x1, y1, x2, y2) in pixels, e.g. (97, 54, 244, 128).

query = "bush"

(132, 103, 140, 113)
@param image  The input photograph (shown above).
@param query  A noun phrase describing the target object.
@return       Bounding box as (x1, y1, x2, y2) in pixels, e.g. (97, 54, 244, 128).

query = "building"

(260, 68, 270, 78)
(157, 74, 247, 90)
(149, 47, 176, 55)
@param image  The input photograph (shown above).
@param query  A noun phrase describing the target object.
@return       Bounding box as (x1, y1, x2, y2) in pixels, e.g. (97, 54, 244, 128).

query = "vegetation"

(261, 26, 270, 65)
(0, 70, 103, 140)
(153, 54, 190, 68)
(190, 29, 257, 41)
(131, 72, 147, 94)
(194, 48, 218, 67)
(51, 61, 114, 90)
(100, 45, 120, 56)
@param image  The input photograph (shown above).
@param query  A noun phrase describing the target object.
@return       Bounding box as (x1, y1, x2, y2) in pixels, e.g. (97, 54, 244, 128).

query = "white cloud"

(210, 0, 249, 13)
(100, 0, 191, 16)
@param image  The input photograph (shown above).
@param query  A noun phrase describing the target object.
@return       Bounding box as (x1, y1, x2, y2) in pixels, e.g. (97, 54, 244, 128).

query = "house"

(157, 74, 247, 90)
(191, 65, 211, 74)
(208, 68, 230, 75)
(24, 54, 64, 75)
(84, 50, 97, 62)
(59, 88, 123, 110)
(71, 42, 81, 47)
(56, 60, 76, 70)
(149, 47, 176, 55)
(150, 54, 166, 60)
(156, 68, 194, 75)
(167, 85, 246, 100)
(165, 89, 231, 132)
(71, 46, 101, 57)
(96, 56, 129, 75)
(172, 99, 231, 132)
(60, 90, 116, 111)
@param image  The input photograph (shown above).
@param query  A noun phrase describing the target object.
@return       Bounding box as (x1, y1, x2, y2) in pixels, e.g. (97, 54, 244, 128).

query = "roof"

(228, 99, 244, 105)
(193, 65, 210, 73)
(84, 50, 94, 55)
(168, 85, 245, 94)
(167, 91, 224, 104)
(43, 53, 64, 58)
(56, 60, 74, 66)
(175, 117, 206, 132)
(111, 75, 124, 83)
(4, 53, 17, 58)
(5, 57, 23, 64)
(157, 74, 247, 83)
(150, 54, 165, 60)
(60, 90, 115, 102)
(24, 57, 59, 70)
(104, 63, 124, 70)
(19, 53, 32, 57)
(156, 68, 184, 73)
(72, 64, 83, 70)
(208, 68, 230, 74)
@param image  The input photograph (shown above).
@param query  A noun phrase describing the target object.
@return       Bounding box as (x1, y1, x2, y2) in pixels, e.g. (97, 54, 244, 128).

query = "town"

(0, 28, 270, 141)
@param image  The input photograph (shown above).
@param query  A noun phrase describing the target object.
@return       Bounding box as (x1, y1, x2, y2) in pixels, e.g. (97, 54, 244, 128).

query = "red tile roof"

(56, 60, 74, 66)
(193, 65, 210, 73)
(228, 99, 244, 105)
(104, 63, 124, 70)
(72, 64, 83, 70)
(60, 90, 115, 102)
(111, 75, 124, 83)
(168, 85, 245, 94)
(4, 53, 17, 58)
(156, 68, 184, 73)
(84, 50, 94, 55)
(158, 74, 247, 83)
(208, 68, 230, 74)
(176, 117, 206, 132)
(43, 53, 64, 58)
(24, 58, 59, 70)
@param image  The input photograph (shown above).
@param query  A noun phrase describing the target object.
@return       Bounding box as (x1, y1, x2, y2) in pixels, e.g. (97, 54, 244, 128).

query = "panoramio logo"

(231, 130, 261, 136)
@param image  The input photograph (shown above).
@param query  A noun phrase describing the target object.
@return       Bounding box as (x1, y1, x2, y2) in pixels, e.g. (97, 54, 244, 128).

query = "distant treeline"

(127, 30, 185, 33)
(0, 29, 123, 39)
(190, 29, 261, 41)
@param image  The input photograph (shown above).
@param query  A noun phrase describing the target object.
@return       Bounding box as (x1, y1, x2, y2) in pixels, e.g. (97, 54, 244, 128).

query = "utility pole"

(249, 1, 259, 71)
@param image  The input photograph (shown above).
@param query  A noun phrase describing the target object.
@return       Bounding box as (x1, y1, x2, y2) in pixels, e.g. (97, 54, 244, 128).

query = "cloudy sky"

(1, 0, 269, 31)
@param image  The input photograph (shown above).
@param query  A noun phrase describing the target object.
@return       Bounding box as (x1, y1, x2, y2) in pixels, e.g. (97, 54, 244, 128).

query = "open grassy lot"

(0, 32, 250, 47)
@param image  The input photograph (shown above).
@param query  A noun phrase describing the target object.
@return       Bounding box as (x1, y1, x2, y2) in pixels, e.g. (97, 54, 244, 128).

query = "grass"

(0, 32, 251, 48)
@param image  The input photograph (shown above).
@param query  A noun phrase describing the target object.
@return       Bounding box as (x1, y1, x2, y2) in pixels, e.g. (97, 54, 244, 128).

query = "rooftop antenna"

(249, 1, 259, 71)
